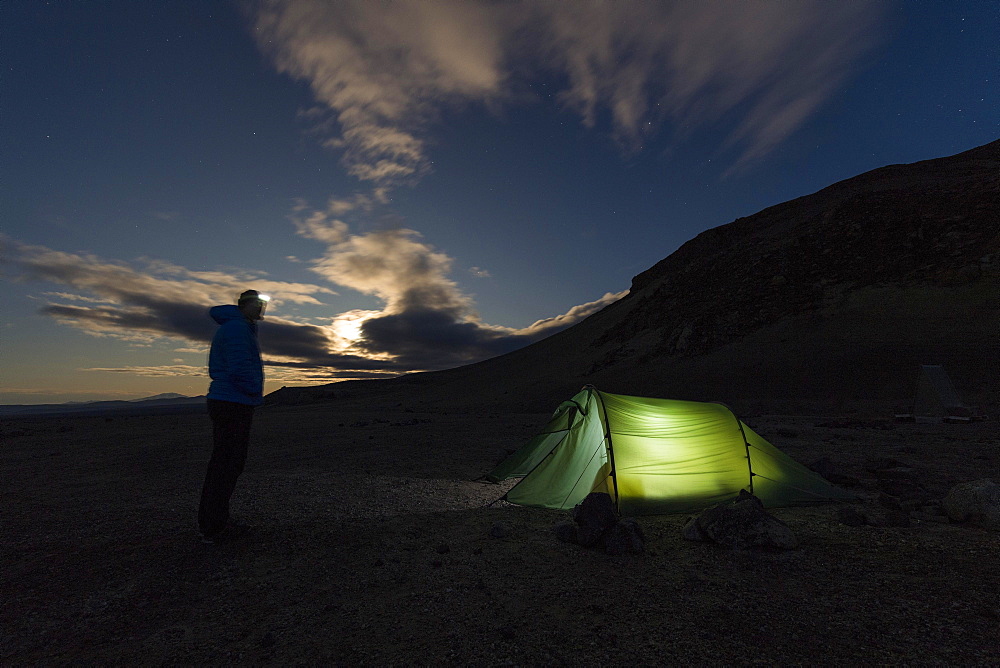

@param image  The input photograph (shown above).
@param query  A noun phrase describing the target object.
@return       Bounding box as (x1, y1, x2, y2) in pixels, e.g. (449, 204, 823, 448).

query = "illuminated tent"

(487, 387, 852, 515)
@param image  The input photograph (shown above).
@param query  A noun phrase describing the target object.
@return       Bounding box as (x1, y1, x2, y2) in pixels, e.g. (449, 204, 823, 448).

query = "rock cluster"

(553, 493, 645, 555)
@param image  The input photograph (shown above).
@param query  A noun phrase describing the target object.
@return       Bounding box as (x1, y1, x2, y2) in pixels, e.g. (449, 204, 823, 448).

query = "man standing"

(199, 289, 269, 542)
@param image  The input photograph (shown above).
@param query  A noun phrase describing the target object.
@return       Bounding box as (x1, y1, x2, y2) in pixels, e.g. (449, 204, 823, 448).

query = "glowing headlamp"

(238, 290, 271, 319)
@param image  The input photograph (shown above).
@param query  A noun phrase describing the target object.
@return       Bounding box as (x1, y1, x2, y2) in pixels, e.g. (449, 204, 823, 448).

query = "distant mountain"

(127, 393, 189, 403)
(269, 138, 1000, 415)
(0, 394, 205, 417)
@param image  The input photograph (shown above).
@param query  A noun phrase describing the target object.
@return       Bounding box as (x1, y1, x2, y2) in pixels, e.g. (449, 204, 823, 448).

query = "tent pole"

(591, 387, 621, 512)
(733, 412, 756, 496)
(711, 402, 756, 495)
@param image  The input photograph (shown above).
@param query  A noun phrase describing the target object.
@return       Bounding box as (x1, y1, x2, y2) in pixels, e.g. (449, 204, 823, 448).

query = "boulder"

(942, 479, 1000, 530)
(559, 493, 645, 555)
(572, 493, 619, 547)
(604, 518, 645, 556)
(683, 490, 798, 550)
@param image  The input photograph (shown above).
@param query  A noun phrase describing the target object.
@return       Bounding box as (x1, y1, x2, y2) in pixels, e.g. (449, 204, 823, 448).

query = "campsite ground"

(3, 401, 999, 665)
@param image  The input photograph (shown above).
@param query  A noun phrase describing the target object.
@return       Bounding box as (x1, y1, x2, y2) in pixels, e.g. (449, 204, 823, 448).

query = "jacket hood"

(210, 304, 246, 325)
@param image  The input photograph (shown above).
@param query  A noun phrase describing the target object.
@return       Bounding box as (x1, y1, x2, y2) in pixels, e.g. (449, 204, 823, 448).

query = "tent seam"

(560, 441, 609, 509)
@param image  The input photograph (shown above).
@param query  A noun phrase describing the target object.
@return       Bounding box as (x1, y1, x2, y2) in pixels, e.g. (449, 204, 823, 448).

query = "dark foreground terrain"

(2, 399, 999, 665)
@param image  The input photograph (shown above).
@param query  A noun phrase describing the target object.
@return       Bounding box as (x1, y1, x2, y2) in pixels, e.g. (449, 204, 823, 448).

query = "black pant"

(199, 399, 255, 537)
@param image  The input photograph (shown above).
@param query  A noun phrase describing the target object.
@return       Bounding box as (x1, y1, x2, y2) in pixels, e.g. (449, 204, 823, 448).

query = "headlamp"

(238, 290, 271, 319)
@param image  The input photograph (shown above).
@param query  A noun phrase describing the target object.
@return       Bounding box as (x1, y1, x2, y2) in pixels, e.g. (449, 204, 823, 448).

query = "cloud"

(0, 235, 382, 371)
(535, 0, 883, 163)
(518, 291, 628, 338)
(4, 232, 618, 378)
(83, 364, 206, 378)
(251, 0, 882, 183)
(353, 290, 626, 368)
(150, 211, 181, 222)
(77, 362, 380, 387)
(253, 0, 507, 186)
(291, 206, 627, 368)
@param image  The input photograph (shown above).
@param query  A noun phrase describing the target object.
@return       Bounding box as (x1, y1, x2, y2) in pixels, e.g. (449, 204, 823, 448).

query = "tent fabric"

(487, 387, 853, 515)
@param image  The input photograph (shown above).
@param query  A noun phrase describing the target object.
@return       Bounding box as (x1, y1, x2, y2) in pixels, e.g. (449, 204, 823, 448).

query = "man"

(198, 289, 269, 543)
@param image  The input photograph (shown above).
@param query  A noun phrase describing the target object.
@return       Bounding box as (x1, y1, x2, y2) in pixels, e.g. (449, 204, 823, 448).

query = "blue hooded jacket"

(207, 305, 264, 406)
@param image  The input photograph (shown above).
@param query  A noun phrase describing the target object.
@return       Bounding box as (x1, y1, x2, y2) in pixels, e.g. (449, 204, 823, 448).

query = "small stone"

(878, 493, 902, 509)
(682, 516, 708, 541)
(865, 508, 912, 528)
(865, 457, 908, 472)
(874, 467, 918, 481)
(837, 506, 867, 527)
(435, 543, 450, 554)
(604, 519, 644, 555)
(827, 472, 864, 487)
(488, 523, 506, 539)
(878, 479, 932, 503)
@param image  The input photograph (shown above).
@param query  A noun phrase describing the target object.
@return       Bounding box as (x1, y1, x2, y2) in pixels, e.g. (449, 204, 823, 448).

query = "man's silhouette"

(198, 289, 268, 542)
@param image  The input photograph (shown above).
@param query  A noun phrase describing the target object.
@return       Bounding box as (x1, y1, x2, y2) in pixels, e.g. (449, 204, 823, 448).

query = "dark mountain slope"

(272, 139, 1000, 414)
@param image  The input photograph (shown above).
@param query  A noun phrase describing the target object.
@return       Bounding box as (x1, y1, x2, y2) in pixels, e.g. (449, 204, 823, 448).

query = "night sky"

(2, 1, 998, 404)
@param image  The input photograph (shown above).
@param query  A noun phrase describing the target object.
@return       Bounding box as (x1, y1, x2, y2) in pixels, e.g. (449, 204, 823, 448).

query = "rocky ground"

(2, 401, 999, 665)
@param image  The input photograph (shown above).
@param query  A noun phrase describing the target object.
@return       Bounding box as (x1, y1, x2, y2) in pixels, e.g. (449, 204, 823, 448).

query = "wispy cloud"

(83, 364, 206, 378)
(253, 0, 507, 187)
(149, 211, 181, 222)
(251, 0, 882, 184)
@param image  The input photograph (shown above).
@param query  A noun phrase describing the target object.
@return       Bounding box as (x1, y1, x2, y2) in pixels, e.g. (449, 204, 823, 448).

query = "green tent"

(487, 387, 853, 515)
